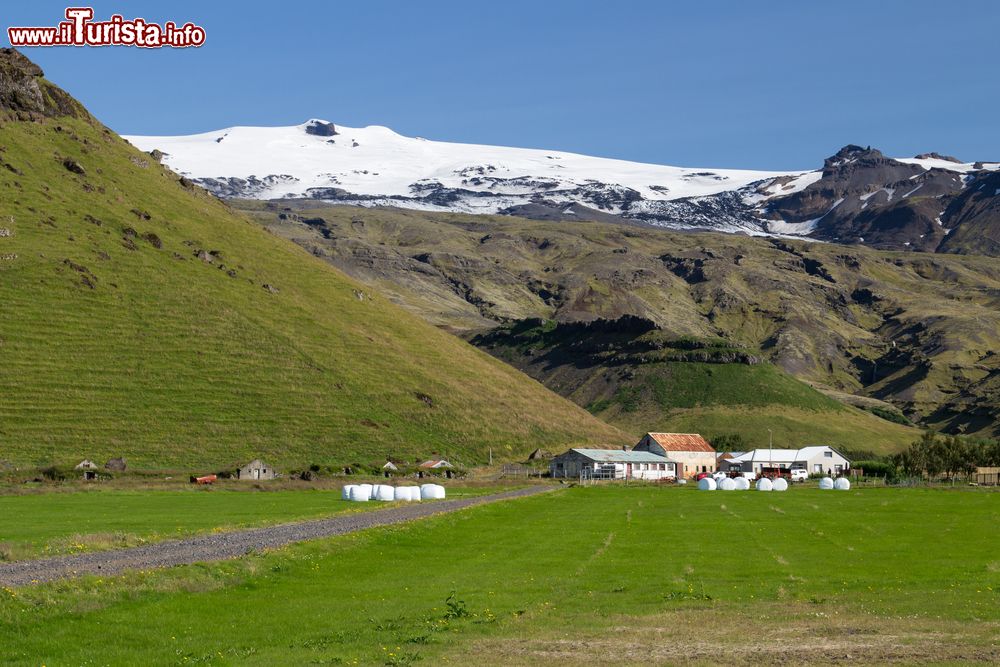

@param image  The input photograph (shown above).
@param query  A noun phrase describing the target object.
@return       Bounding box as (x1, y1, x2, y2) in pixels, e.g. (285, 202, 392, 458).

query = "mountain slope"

(471, 318, 919, 455)
(0, 50, 627, 469)
(127, 122, 1000, 254)
(239, 202, 1000, 441)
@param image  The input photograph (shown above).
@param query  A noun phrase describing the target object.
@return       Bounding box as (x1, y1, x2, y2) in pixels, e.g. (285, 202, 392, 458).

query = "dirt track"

(0, 486, 551, 587)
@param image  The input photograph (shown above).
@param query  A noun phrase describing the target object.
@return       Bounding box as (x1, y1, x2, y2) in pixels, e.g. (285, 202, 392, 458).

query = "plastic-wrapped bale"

(356, 483, 374, 500)
(349, 486, 371, 502)
(697, 477, 717, 491)
(756, 477, 773, 491)
(375, 485, 395, 501)
(394, 486, 416, 501)
(718, 477, 737, 491)
(772, 478, 789, 492)
(341, 485, 356, 501)
(734, 477, 751, 491)
(420, 483, 445, 500)
(834, 477, 851, 491)
(818, 477, 835, 490)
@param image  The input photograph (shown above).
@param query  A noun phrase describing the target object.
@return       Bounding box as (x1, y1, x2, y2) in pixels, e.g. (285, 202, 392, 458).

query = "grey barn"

(237, 459, 277, 481)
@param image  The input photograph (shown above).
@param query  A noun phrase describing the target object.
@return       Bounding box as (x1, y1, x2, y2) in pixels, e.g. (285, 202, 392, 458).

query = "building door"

(253, 468, 260, 480)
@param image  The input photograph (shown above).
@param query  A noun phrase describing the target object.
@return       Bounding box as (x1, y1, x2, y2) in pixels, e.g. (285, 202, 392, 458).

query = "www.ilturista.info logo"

(7, 7, 206, 48)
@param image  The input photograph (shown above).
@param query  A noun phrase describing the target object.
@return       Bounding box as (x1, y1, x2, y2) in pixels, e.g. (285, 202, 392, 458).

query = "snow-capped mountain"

(125, 120, 1000, 250)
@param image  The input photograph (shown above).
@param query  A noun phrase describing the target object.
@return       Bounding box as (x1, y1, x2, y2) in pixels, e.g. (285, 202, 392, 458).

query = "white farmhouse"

(723, 446, 851, 477)
(550, 448, 676, 480)
(632, 433, 717, 479)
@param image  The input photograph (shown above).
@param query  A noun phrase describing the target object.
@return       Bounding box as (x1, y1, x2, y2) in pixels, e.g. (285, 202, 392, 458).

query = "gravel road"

(0, 486, 551, 587)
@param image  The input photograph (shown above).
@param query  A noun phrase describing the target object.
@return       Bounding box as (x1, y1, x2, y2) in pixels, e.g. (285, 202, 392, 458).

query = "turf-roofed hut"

(633, 433, 716, 479)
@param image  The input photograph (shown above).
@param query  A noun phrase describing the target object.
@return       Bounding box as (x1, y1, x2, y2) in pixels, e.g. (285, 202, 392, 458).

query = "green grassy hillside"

(0, 55, 626, 469)
(473, 319, 919, 454)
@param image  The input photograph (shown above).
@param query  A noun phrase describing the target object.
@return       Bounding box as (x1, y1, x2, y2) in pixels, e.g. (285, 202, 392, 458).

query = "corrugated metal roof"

(569, 448, 673, 463)
(646, 433, 715, 453)
(726, 446, 843, 463)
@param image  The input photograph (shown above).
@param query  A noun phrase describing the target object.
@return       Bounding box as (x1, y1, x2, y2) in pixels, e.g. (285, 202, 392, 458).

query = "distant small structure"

(527, 448, 551, 461)
(382, 461, 399, 472)
(237, 459, 277, 481)
(104, 457, 127, 472)
(75, 459, 98, 480)
(418, 459, 453, 470)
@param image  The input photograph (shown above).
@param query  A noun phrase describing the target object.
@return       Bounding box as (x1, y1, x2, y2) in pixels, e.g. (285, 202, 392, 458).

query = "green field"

(2, 485, 998, 664)
(0, 484, 501, 561)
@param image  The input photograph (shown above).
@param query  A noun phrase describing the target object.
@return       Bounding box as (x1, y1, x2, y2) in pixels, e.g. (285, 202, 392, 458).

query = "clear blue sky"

(5, 0, 998, 169)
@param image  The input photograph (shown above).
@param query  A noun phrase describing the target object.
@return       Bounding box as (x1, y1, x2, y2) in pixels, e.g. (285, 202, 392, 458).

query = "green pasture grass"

(2, 485, 998, 664)
(0, 483, 503, 561)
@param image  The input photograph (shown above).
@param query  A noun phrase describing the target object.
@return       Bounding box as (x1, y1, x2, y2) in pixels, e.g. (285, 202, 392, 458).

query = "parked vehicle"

(790, 468, 809, 482)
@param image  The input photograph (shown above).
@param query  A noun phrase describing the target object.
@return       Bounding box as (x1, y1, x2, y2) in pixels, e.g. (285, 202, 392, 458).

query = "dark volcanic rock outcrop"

(0, 48, 80, 118)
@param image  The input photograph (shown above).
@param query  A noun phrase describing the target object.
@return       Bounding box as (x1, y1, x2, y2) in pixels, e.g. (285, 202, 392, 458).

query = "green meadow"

(0, 484, 500, 561)
(2, 485, 998, 665)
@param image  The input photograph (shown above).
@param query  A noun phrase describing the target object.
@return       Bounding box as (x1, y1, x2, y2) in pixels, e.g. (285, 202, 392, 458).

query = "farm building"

(418, 459, 453, 469)
(550, 448, 675, 480)
(723, 446, 850, 476)
(633, 433, 716, 479)
(382, 461, 398, 472)
(237, 459, 277, 481)
(75, 459, 98, 480)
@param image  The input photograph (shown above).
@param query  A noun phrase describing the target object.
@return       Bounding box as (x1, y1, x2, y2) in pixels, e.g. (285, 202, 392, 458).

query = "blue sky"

(4, 1, 998, 169)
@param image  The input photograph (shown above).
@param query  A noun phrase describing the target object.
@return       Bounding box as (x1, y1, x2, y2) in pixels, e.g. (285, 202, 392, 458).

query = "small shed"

(75, 459, 98, 480)
(418, 459, 453, 469)
(237, 459, 277, 481)
(382, 461, 399, 471)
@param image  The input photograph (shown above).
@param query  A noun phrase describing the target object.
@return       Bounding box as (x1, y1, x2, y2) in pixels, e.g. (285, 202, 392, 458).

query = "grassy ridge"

(0, 106, 625, 468)
(474, 320, 919, 453)
(2, 486, 997, 664)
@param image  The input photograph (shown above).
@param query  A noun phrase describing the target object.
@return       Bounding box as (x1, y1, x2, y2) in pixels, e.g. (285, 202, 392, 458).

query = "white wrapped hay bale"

(394, 486, 417, 501)
(819, 477, 834, 490)
(341, 485, 356, 501)
(756, 477, 773, 491)
(834, 477, 851, 491)
(375, 485, 395, 501)
(719, 477, 737, 491)
(734, 477, 750, 491)
(697, 477, 717, 491)
(349, 486, 370, 502)
(419, 483, 446, 500)
(356, 483, 374, 499)
(772, 478, 789, 492)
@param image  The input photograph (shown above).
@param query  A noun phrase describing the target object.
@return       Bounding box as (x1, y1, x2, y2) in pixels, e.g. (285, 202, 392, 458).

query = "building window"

(814, 464, 822, 472)
(824, 451, 833, 458)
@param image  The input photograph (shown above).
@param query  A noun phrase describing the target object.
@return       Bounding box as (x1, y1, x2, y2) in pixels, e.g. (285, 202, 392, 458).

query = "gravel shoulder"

(0, 486, 552, 587)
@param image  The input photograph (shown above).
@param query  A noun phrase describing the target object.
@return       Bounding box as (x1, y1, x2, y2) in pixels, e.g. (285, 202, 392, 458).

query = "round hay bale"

(697, 477, 717, 491)
(719, 477, 737, 491)
(394, 486, 416, 501)
(834, 477, 851, 491)
(818, 477, 834, 490)
(421, 483, 445, 500)
(349, 486, 370, 502)
(341, 484, 356, 501)
(357, 483, 374, 499)
(756, 477, 773, 491)
(375, 485, 395, 501)
(772, 478, 789, 492)
(734, 477, 751, 491)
